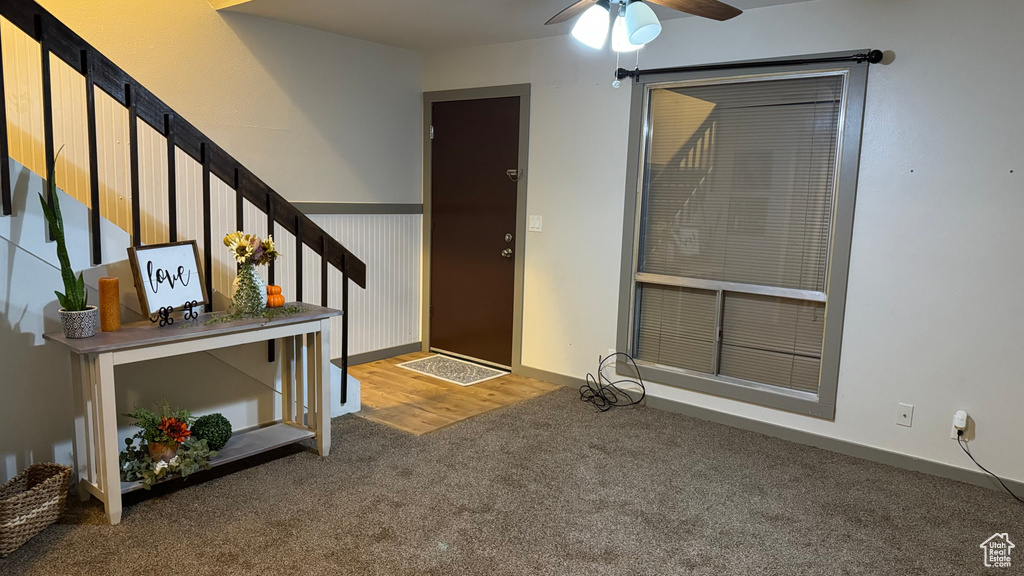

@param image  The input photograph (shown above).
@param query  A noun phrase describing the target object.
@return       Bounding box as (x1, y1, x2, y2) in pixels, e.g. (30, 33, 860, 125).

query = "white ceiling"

(219, 0, 814, 53)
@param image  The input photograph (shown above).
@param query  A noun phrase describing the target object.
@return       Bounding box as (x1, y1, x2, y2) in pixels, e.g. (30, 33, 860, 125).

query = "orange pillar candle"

(98, 277, 121, 332)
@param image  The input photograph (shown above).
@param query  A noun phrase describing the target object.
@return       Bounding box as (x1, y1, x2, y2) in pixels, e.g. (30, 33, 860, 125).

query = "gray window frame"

(616, 52, 870, 419)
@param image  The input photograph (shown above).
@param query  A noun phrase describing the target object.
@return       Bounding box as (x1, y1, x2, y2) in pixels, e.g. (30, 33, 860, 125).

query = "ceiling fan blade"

(647, 0, 743, 21)
(545, 0, 598, 25)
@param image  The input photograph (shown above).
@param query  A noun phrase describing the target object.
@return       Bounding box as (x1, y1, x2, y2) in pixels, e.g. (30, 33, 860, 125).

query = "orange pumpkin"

(266, 285, 285, 308)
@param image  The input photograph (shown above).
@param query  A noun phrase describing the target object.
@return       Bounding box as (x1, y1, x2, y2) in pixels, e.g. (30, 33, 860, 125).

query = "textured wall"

(8, 0, 422, 207)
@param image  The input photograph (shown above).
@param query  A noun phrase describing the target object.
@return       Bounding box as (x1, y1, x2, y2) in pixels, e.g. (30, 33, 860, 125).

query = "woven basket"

(0, 463, 71, 557)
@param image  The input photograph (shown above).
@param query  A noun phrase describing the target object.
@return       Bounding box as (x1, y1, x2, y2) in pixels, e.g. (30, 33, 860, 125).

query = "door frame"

(422, 84, 531, 372)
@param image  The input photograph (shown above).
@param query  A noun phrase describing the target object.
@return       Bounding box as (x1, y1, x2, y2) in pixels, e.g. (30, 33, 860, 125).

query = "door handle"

(501, 248, 514, 258)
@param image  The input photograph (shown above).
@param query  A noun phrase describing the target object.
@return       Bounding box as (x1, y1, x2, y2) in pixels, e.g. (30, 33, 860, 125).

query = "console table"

(43, 303, 340, 525)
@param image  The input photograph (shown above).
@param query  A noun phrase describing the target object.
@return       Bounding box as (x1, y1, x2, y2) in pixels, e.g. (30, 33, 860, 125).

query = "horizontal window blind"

(636, 284, 717, 373)
(633, 73, 847, 395)
(719, 293, 824, 391)
(639, 75, 842, 292)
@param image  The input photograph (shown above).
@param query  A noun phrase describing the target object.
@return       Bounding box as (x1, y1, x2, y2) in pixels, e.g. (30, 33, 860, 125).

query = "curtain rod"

(615, 50, 884, 82)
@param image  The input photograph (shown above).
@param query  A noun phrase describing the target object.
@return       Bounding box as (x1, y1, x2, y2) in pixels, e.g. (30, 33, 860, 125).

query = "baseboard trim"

(646, 395, 1024, 496)
(516, 365, 585, 389)
(338, 342, 423, 367)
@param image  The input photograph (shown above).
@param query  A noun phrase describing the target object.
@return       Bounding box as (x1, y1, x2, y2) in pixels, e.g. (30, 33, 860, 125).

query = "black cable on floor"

(580, 352, 645, 412)
(958, 432, 1024, 504)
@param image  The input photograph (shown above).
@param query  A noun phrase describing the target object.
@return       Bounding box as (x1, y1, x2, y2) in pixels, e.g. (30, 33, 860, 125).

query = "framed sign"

(127, 240, 209, 316)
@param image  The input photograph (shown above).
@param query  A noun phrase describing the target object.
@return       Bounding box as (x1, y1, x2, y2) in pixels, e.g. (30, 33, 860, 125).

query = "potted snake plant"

(39, 152, 97, 338)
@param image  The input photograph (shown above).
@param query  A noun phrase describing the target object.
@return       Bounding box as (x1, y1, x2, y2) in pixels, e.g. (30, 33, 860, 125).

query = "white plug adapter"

(953, 410, 968, 431)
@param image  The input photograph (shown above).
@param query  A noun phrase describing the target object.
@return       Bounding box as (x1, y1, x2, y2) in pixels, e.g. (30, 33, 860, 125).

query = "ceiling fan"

(546, 0, 742, 51)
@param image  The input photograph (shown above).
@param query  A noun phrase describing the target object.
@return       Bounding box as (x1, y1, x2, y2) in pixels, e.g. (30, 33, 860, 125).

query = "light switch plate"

(896, 403, 914, 427)
(528, 215, 543, 232)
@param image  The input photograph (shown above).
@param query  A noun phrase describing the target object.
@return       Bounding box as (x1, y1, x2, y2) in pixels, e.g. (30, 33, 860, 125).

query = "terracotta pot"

(147, 441, 180, 462)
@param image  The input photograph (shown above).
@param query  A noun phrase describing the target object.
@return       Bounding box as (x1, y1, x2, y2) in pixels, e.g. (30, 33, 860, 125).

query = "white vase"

(231, 263, 266, 317)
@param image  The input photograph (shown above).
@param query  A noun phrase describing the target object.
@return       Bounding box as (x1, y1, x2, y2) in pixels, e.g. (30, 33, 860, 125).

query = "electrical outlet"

(896, 403, 914, 427)
(599, 349, 616, 369)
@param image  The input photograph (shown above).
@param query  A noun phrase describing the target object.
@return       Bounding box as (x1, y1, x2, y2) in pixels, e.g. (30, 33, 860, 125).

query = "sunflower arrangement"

(223, 231, 279, 266)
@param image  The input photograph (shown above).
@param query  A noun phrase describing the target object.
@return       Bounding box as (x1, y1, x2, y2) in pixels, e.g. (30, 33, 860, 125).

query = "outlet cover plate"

(896, 403, 914, 427)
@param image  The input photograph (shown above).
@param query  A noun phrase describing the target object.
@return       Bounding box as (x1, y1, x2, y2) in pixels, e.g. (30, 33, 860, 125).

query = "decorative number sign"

(127, 241, 209, 318)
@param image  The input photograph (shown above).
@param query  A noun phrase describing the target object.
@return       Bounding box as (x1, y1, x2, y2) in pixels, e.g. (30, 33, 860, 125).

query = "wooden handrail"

(0, 0, 367, 289)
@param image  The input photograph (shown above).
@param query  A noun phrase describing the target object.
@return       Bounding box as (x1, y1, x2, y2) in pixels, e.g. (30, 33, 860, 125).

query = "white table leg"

(292, 334, 303, 424)
(317, 319, 331, 456)
(96, 353, 122, 525)
(307, 336, 318, 436)
(69, 352, 91, 502)
(282, 336, 294, 424)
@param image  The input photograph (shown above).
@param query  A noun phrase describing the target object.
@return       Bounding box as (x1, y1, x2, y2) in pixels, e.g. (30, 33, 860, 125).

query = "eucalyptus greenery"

(38, 147, 88, 312)
(204, 304, 305, 325)
(119, 436, 217, 490)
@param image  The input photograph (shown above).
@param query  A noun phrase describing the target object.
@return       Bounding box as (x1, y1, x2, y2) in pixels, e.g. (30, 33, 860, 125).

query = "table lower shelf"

(120, 423, 315, 494)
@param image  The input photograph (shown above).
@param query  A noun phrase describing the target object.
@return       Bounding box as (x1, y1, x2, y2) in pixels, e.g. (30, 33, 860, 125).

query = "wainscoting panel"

(310, 213, 421, 358)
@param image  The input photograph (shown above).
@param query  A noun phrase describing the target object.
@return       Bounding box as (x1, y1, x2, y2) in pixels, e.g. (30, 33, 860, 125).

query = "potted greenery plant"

(38, 153, 97, 338)
(124, 401, 195, 462)
(120, 400, 217, 490)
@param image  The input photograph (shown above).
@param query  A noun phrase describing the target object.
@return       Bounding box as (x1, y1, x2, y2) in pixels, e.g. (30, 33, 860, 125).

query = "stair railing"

(0, 0, 365, 401)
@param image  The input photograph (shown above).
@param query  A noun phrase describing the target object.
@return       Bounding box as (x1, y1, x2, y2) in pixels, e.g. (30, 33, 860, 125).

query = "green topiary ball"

(191, 413, 233, 451)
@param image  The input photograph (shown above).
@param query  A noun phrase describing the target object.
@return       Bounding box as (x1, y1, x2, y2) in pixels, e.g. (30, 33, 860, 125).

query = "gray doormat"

(397, 355, 507, 386)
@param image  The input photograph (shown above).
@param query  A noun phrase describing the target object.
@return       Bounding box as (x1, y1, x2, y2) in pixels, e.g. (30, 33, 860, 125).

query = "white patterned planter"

(59, 306, 98, 339)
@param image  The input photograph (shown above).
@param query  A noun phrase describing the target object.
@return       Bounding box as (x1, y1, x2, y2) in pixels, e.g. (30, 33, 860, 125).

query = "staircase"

(0, 0, 365, 394)
(0, 0, 371, 481)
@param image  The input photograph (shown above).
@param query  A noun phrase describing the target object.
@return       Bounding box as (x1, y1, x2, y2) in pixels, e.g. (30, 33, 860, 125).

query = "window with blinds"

(632, 73, 845, 395)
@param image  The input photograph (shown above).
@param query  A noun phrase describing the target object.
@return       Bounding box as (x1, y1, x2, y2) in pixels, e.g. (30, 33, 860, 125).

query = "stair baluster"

(0, 0, 366, 401)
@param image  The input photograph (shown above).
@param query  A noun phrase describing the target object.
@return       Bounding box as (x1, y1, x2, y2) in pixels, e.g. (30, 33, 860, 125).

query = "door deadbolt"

(501, 248, 514, 258)
(505, 233, 513, 243)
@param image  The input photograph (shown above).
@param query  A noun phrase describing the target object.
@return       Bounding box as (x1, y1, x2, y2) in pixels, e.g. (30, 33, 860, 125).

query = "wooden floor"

(350, 352, 560, 435)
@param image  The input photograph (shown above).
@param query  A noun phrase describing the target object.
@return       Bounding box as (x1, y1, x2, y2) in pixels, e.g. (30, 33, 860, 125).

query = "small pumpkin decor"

(267, 285, 285, 308)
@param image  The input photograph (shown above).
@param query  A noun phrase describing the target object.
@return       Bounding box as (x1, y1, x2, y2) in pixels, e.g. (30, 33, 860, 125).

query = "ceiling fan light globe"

(612, 13, 643, 52)
(571, 2, 611, 50)
(625, 1, 662, 45)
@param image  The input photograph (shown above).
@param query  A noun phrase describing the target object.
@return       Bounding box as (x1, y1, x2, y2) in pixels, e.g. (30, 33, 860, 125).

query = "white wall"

(424, 0, 1024, 483)
(34, 0, 423, 205)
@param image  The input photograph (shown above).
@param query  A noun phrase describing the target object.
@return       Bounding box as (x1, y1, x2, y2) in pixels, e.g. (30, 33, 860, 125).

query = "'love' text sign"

(128, 241, 209, 316)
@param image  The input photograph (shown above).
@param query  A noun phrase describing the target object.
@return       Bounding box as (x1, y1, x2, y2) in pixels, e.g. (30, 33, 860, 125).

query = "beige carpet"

(1, 387, 1020, 575)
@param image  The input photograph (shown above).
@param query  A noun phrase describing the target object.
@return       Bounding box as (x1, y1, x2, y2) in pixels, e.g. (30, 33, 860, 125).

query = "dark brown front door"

(430, 96, 520, 367)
